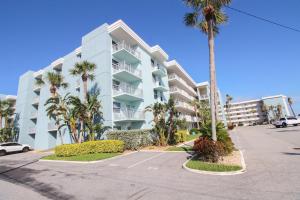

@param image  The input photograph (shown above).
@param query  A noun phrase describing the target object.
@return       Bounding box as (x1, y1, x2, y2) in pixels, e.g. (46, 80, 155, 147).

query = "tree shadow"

(0, 161, 75, 200)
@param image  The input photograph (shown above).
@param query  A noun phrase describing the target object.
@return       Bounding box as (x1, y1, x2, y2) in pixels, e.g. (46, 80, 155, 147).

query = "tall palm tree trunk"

(289, 104, 296, 117)
(194, 106, 200, 129)
(83, 79, 88, 102)
(0, 114, 2, 129)
(208, 19, 217, 141)
(214, 83, 219, 121)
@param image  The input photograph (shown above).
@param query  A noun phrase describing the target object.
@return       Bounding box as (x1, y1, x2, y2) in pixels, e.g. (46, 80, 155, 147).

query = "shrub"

(200, 121, 235, 155)
(189, 128, 200, 135)
(55, 140, 124, 157)
(174, 130, 188, 144)
(106, 129, 155, 150)
(193, 137, 225, 163)
(227, 122, 235, 130)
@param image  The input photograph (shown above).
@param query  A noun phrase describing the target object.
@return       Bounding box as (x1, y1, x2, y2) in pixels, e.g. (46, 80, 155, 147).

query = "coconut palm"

(261, 102, 269, 124)
(288, 97, 296, 117)
(190, 99, 200, 129)
(276, 105, 283, 120)
(165, 97, 179, 144)
(35, 71, 68, 97)
(225, 94, 233, 122)
(0, 100, 11, 129)
(69, 61, 96, 102)
(184, 0, 231, 141)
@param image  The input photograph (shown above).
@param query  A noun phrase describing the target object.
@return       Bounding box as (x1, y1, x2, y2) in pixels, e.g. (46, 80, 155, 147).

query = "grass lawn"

(186, 133, 201, 141)
(186, 159, 242, 172)
(166, 146, 193, 152)
(42, 153, 121, 162)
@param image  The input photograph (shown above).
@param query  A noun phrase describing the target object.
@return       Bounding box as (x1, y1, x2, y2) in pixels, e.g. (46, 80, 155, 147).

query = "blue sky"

(0, 0, 299, 113)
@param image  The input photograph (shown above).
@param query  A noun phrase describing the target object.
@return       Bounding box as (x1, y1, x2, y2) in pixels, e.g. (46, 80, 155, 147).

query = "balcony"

(33, 85, 41, 92)
(113, 84, 143, 101)
(48, 122, 58, 132)
(153, 81, 168, 92)
(168, 73, 196, 95)
(152, 65, 166, 77)
(51, 58, 64, 71)
(112, 41, 141, 63)
(169, 87, 194, 102)
(28, 127, 36, 134)
(112, 62, 142, 82)
(199, 95, 209, 100)
(175, 101, 194, 112)
(30, 111, 38, 119)
(32, 97, 40, 106)
(114, 110, 145, 122)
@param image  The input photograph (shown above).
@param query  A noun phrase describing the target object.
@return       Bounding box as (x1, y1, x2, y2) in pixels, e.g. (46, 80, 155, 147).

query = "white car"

(0, 142, 31, 156)
(274, 117, 300, 128)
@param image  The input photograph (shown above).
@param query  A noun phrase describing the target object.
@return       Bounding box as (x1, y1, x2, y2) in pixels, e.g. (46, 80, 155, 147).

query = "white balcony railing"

(169, 87, 194, 101)
(199, 95, 209, 100)
(113, 84, 143, 98)
(112, 41, 141, 60)
(30, 111, 38, 119)
(175, 101, 194, 111)
(33, 85, 41, 91)
(112, 62, 142, 77)
(48, 122, 58, 131)
(28, 127, 36, 134)
(32, 97, 40, 105)
(168, 73, 196, 95)
(114, 110, 145, 121)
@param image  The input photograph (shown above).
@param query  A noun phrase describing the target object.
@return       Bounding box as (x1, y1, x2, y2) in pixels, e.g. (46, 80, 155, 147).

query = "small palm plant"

(35, 71, 68, 97)
(184, 0, 231, 141)
(0, 100, 13, 129)
(69, 61, 96, 102)
(288, 97, 296, 117)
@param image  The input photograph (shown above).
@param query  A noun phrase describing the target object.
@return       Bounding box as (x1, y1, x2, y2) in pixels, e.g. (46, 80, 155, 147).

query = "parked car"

(274, 117, 300, 128)
(0, 142, 31, 156)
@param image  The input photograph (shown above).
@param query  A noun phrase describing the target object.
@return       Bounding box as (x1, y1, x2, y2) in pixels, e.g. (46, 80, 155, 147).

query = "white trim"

(196, 81, 209, 87)
(262, 94, 287, 100)
(108, 20, 168, 61)
(165, 60, 197, 87)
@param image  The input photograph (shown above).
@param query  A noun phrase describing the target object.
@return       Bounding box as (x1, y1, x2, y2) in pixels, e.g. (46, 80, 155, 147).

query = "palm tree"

(190, 99, 200, 129)
(166, 98, 179, 144)
(225, 94, 233, 123)
(276, 105, 283, 120)
(0, 100, 11, 129)
(288, 97, 296, 117)
(36, 71, 68, 97)
(184, 0, 231, 141)
(69, 61, 96, 102)
(261, 103, 269, 124)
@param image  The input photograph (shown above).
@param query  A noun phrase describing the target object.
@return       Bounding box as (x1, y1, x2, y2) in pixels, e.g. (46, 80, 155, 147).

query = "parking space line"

(127, 152, 165, 169)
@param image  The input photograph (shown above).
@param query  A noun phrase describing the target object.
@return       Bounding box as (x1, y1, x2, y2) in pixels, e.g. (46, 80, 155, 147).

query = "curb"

(182, 150, 247, 176)
(39, 151, 138, 164)
(139, 150, 194, 153)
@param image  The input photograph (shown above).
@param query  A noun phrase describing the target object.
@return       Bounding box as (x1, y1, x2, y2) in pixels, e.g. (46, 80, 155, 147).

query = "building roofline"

(262, 94, 287, 100)
(108, 20, 169, 61)
(230, 99, 261, 105)
(196, 81, 209, 87)
(165, 60, 197, 86)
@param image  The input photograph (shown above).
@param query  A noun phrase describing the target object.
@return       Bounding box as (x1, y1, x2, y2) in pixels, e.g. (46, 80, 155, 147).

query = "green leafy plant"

(174, 130, 188, 144)
(106, 129, 154, 150)
(55, 140, 124, 157)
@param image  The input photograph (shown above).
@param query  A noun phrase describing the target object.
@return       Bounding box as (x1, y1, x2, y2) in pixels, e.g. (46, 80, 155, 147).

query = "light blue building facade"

(16, 20, 226, 150)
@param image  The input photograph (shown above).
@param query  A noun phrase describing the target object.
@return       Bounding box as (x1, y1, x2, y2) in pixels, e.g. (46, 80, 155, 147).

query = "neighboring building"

(196, 82, 227, 126)
(224, 95, 290, 126)
(0, 94, 17, 128)
(15, 20, 226, 150)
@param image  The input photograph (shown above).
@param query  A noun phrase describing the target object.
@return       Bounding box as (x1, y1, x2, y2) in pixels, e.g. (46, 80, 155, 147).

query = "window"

(151, 59, 155, 66)
(154, 90, 158, 99)
(113, 102, 121, 113)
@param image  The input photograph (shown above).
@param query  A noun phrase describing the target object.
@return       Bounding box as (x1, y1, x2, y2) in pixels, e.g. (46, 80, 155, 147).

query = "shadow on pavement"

(282, 152, 300, 156)
(0, 161, 75, 200)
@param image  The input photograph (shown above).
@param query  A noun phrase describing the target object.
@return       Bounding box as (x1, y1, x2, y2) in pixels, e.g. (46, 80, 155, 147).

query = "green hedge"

(174, 130, 188, 144)
(55, 140, 124, 157)
(189, 128, 200, 135)
(106, 129, 154, 150)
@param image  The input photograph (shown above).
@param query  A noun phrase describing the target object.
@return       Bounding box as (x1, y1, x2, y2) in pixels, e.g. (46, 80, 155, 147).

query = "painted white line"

(127, 152, 165, 169)
(182, 150, 247, 176)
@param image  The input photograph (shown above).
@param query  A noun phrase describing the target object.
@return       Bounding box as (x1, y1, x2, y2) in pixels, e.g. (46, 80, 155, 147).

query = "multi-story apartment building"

(224, 95, 291, 126)
(15, 20, 226, 150)
(0, 94, 17, 128)
(196, 82, 227, 126)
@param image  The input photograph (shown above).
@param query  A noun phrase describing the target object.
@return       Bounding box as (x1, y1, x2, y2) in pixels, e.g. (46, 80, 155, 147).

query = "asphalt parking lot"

(0, 125, 300, 200)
